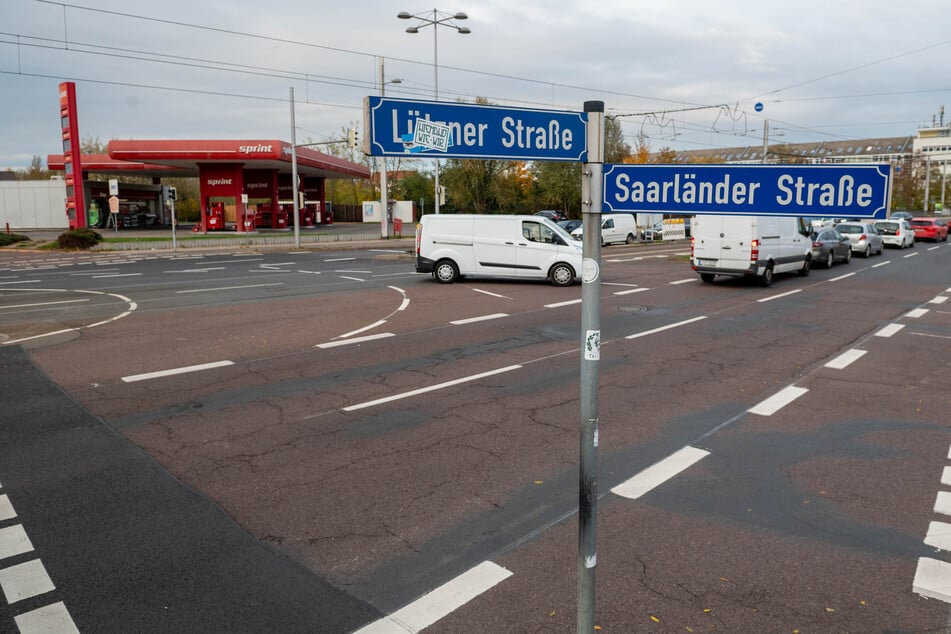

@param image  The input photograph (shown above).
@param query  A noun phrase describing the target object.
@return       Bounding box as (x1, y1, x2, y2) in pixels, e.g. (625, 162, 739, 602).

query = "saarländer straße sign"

(602, 163, 893, 218)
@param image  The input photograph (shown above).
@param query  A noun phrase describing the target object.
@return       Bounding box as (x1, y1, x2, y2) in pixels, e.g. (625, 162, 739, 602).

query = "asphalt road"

(1, 238, 950, 632)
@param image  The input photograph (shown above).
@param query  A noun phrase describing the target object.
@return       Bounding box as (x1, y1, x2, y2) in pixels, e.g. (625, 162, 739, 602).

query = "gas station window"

(62, 138, 71, 153)
(64, 163, 73, 175)
(61, 115, 69, 129)
(66, 186, 74, 197)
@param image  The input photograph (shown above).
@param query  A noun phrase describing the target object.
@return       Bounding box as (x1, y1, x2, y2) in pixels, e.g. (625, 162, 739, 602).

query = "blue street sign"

(364, 96, 587, 162)
(603, 164, 893, 218)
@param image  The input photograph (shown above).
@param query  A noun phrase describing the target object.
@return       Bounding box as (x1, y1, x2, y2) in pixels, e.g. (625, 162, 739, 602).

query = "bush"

(57, 228, 103, 250)
(0, 233, 30, 247)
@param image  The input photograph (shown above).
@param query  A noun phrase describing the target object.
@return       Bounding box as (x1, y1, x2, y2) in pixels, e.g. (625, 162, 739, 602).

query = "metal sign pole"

(578, 99, 604, 634)
(290, 87, 301, 249)
(170, 198, 177, 252)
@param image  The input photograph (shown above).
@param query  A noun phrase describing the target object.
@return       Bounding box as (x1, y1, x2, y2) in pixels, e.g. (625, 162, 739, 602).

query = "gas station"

(47, 82, 371, 233)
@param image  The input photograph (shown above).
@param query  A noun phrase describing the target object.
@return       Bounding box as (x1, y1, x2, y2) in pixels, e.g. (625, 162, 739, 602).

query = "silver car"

(873, 219, 915, 249)
(835, 221, 885, 257)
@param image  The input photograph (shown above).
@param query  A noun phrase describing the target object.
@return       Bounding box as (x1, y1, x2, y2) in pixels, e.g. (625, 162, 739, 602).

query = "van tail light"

(750, 238, 759, 264)
(690, 236, 695, 257)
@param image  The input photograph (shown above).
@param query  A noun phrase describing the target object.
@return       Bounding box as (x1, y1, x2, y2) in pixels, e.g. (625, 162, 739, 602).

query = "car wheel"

(863, 245, 871, 258)
(759, 264, 774, 287)
(844, 248, 852, 263)
(878, 243, 885, 255)
(700, 273, 715, 283)
(625, 233, 635, 244)
(434, 259, 459, 284)
(549, 263, 575, 287)
(825, 251, 834, 268)
(797, 256, 811, 276)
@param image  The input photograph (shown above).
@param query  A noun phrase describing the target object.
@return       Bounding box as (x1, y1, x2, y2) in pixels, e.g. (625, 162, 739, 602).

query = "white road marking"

(602, 282, 638, 287)
(176, 283, 284, 294)
(611, 446, 710, 500)
(343, 365, 522, 412)
(545, 299, 582, 308)
(336, 270, 372, 274)
(339, 320, 387, 338)
(925, 521, 951, 551)
(930, 296, 948, 304)
(121, 360, 234, 383)
(92, 273, 142, 278)
(929, 246, 942, 251)
(0, 280, 43, 285)
(670, 278, 698, 285)
(340, 276, 366, 282)
(472, 288, 510, 299)
(165, 267, 226, 273)
(625, 315, 706, 340)
(353, 561, 512, 634)
(0, 559, 56, 603)
(914, 558, 951, 603)
(906, 308, 929, 319)
(872, 260, 890, 268)
(325, 257, 356, 262)
(903, 252, 919, 259)
(316, 333, 395, 349)
(450, 313, 509, 325)
(942, 467, 951, 487)
(0, 494, 15, 521)
(757, 289, 802, 303)
(0, 524, 34, 559)
(912, 332, 951, 340)
(874, 323, 905, 338)
(614, 288, 649, 296)
(0, 299, 89, 310)
(936, 491, 951, 517)
(829, 272, 856, 281)
(824, 349, 867, 370)
(748, 386, 808, 416)
(14, 601, 79, 634)
(70, 269, 118, 275)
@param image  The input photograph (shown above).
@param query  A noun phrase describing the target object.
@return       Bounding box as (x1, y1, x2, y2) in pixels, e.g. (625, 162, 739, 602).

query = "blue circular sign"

(754, 102, 764, 112)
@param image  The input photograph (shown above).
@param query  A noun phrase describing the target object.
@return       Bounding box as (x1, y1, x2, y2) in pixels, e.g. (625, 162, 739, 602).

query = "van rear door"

(693, 215, 754, 272)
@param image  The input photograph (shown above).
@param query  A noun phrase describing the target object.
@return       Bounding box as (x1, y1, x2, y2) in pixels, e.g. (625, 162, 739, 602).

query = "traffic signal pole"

(578, 100, 604, 633)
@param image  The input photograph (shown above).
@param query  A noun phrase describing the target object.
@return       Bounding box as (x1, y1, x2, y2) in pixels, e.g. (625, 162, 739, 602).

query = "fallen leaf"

(651, 615, 661, 623)
(859, 600, 866, 606)
(535, 480, 544, 485)
(703, 608, 712, 613)
(825, 607, 835, 612)
(686, 627, 694, 632)
(595, 627, 602, 631)
(549, 611, 555, 617)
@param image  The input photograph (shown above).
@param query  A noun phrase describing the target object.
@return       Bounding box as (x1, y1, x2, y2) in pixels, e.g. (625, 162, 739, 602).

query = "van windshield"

(524, 219, 571, 245)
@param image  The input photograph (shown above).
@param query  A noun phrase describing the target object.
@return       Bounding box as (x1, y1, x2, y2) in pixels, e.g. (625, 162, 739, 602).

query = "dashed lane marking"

(757, 289, 802, 303)
(625, 315, 706, 340)
(176, 283, 283, 294)
(0, 559, 55, 603)
(824, 348, 867, 370)
(611, 446, 710, 500)
(316, 333, 395, 349)
(13, 601, 79, 634)
(914, 558, 951, 603)
(874, 323, 905, 338)
(121, 360, 235, 384)
(748, 385, 808, 416)
(450, 313, 509, 325)
(353, 561, 512, 634)
(906, 308, 929, 319)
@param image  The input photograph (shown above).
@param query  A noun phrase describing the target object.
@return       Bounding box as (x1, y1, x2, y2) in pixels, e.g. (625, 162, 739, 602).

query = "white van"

(570, 213, 637, 245)
(415, 214, 582, 286)
(691, 215, 813, 286)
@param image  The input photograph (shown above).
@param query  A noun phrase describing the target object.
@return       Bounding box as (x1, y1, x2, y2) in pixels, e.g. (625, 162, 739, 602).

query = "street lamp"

(398, 9, 471, 214)
(379, 57, 402, 238)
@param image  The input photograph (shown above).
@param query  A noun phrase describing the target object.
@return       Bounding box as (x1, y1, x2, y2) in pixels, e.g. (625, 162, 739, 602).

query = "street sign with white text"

(603, 164, 893, 218)
(364, 96, 587, 162)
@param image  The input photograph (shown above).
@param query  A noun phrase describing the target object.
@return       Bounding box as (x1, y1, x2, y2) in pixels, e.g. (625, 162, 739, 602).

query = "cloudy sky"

(1, 0, 949, 171)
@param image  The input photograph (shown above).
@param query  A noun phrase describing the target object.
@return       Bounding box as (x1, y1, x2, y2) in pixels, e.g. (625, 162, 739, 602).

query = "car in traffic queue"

(557, 219, 582, 235)
(834, 221, 885, 257)
(873, 219, 915, 249)
(811, 228, 853, 268)
(890, 211, 915, 221)
(534, 209, 567, 223)
(910, 217, 949, 242)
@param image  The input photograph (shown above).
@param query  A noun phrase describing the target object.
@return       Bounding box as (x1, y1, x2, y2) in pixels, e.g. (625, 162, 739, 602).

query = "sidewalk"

(9, 222, 416, 253)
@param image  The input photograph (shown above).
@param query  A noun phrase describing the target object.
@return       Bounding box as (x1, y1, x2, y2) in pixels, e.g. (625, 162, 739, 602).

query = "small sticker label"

(586, 554, 597, 568)
(584, 330, 600, 360)
(582, 258, 599, 283)
(593, 427, 599, 447)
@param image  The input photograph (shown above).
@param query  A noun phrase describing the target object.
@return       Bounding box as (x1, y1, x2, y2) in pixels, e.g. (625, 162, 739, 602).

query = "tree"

(604, 117, 632, 164)
(19, 155, 48, 181)
(532, 161, 581, 217)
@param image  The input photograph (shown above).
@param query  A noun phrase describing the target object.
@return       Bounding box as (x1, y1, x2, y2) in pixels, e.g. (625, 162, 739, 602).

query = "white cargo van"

(691, 215, 813, 286)
(570, 213, 637, 245)
(415, 214, 582, 286)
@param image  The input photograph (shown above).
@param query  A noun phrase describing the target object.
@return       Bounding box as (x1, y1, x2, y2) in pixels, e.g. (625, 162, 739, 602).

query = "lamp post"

(379, 57, 402, 238)
(398, 9, 470, 214)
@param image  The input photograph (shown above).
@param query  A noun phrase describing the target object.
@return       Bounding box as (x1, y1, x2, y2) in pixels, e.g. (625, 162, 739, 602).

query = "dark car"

(811, 228, 852, 268)
(534, 210, 567, 222)
(557, 219, 582, 234)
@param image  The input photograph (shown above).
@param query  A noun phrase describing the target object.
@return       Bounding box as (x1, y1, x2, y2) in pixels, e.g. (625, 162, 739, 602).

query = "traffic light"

(168, 186, 177, 202)
(347, 128, 358, 149)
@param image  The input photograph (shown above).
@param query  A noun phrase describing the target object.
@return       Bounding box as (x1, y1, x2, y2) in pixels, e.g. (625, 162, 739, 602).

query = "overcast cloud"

(1, 0, 949, 170)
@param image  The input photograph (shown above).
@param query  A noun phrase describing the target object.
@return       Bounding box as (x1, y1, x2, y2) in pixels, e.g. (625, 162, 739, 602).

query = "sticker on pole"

(584, 330, 600, 361)
(405, 118, 453, 153)
(582, 258, 599, 283)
